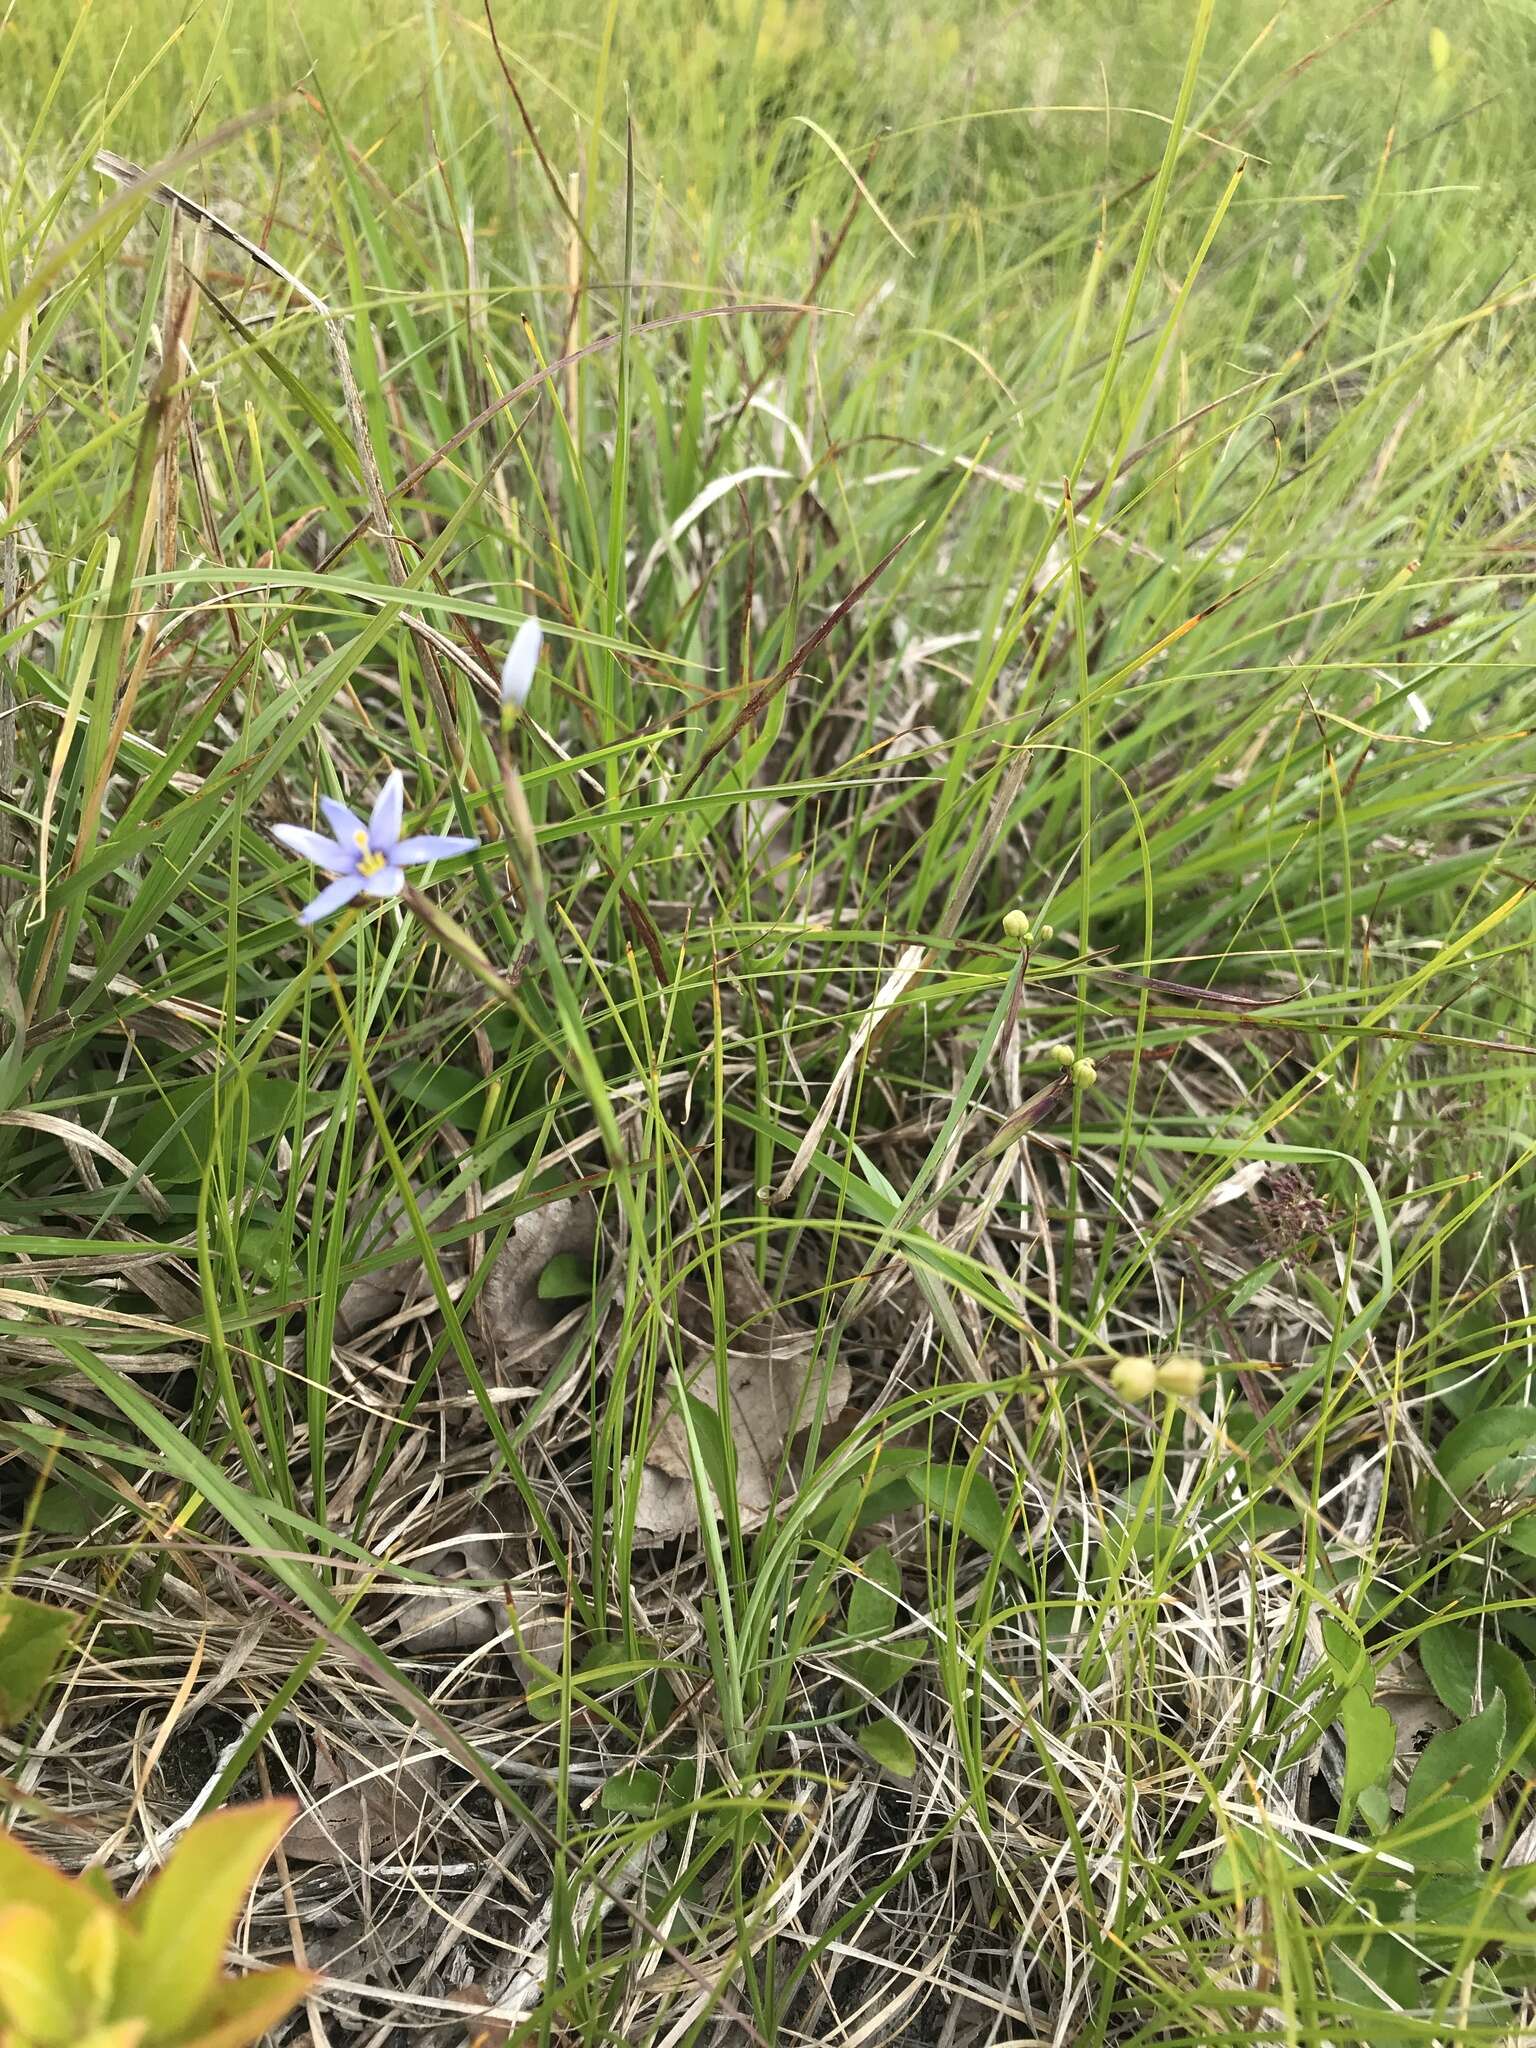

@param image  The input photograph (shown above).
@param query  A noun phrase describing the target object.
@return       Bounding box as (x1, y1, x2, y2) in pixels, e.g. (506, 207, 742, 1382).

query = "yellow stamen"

(358, 849, 387, 878)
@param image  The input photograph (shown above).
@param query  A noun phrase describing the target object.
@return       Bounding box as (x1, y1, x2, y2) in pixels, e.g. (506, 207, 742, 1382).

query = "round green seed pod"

(1110, 1355, 1157, 1402)
(1155, 1355, 1206, 1399)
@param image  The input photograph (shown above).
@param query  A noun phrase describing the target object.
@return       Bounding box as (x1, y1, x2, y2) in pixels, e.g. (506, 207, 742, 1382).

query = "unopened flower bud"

(1037, 923, 1054, 943)
(1155, 1355, 1205, 1399)
(1070, 1057, 1097, 1088)
(1110, 1356, 1157, 1402)
(1002, 909, 1032, 943)
(1048, 1042, 1076, 1069)
(500, 617, 543, 710)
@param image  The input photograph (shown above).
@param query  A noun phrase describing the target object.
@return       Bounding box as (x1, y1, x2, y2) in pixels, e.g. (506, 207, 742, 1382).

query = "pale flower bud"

(1048, 1042, 1076, 1069)
(1002, 909, 1032, 942)
(500, 617, 543, 709)
(1069, 1056, 1097, 1088)
(1155, 1355, 1205, 1399)
(1110, 1356, 1157, 1402)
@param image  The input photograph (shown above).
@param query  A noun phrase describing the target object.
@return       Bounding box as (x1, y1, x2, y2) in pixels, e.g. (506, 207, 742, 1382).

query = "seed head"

(1155, 1355, 1206, 1399)
(1110, 1356, 1157, 1402)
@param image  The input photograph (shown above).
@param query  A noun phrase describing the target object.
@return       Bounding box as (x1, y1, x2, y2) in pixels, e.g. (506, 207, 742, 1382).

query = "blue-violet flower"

(272, 770, 478, 925)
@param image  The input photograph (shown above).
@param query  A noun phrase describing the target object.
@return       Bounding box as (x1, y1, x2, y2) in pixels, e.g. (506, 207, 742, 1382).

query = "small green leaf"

(1327, 1931, 1421, 2043)
(129, 1079, 295, 1186)
(912, 1463, 1028, 1576)
(810, 1447, 927, 1542)
(1420, 1623, 1536, 1762)
(600, 1767, 663, 1815)
(843, 1545, 922, 1697)
(1339, 1684, 1395, 1826)
(1358, 1784, 1392, 1832)
(676, 1389, 735, 1511)
(1321, 1617, 1371, 1691)
(858, 1717, 916, 1778)
(30, 1484, 96, 1538)
(388, 1059, 485, 1130)
(846, 1545, 900, 1641)
(1208, 1825, 1269, 1896)
(1427, 1405, 1536, 1534)
(537, 1248, 595, 1301)
(850, 1640, 923, 1698)
(1415, 1870, 1536, 1951)
(1385, 1696, 1506, 1871)
(0, 1593, 74, 1725)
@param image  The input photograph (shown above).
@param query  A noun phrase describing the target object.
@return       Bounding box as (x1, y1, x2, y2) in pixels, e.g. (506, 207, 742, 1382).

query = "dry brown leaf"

(280, 1732, 440, 1865)
(335, 1191, 443, 1337)
(388, 1524, 566, 1684)
(338, 1192, 595, 1382)
(633, 1259, 848, 1541)
(390, 1527, 508, 1654)
(471, 1196, 594, 1366)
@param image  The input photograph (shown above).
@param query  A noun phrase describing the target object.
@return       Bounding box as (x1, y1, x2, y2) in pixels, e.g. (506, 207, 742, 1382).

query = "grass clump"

(4, 2, 1536, 2042)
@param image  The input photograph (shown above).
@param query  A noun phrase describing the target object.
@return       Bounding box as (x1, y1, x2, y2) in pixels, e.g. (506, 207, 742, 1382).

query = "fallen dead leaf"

(335, 1191, 443, 1338)
(390, 1526, 509, 1654)
(337, 1190, 596, 1383)
(471, 1196, 595, 1367)
(385, 1515, 569, 1684)
(634, 1256, 848, 1541)
(281, 1731, 441, 1865)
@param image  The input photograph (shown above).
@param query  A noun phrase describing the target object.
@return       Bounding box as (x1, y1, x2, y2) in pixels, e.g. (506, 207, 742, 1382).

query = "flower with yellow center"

(271, 770, 479, 925)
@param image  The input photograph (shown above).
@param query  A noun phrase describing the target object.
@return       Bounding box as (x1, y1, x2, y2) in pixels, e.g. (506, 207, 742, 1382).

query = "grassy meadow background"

(6, 0, 1536, 2040)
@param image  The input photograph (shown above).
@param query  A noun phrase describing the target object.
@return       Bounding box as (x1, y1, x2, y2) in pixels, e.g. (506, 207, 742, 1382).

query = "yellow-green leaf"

(0, 1903, 78, 2041)
(843, 1545, 922, 1698)
(1339, 1684, 1395, 1826)
(116, 1803, 293, 2037)
(180, 1967, 314, 2048)
(0, 1831, 105, 1943)
(70, 1902, 119, 2014)
(847, 1544, 900, 1641)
